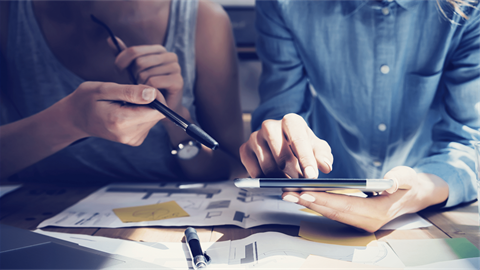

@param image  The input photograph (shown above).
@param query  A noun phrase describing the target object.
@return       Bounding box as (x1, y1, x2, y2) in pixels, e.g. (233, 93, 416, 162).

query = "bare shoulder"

(196, 0, 231, 38)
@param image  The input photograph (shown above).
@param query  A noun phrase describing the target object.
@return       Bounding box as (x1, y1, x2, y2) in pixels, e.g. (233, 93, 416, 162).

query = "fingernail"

(323, 157, 332, 171)
(142, 88, 156, 101)
(300, 193, 316, 202)
(304, 166, 317, 179)
(283, 194, 299, 203)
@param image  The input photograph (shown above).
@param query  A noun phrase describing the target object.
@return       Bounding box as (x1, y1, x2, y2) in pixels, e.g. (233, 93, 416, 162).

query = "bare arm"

(162, 0, 245, 180)
(0, 82, 163, 179)
(195, 0, 245, 178)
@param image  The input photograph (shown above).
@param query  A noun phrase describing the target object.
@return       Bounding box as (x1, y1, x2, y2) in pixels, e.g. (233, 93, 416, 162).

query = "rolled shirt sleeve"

(414, 6, 480, 207)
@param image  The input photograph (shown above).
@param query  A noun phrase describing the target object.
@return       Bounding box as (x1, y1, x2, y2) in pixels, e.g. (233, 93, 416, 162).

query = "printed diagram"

(178, 200, 203, 210)
(203, 200, 231, 219)
(106, 187, 222, 199)
(206, 211, 222, 219)
(206, 200, 231, 209)
(229, 242, 259, 265)
(233, 211, 250, 223)
(241, 242, 258, 264)
(236, 189, 281, 203)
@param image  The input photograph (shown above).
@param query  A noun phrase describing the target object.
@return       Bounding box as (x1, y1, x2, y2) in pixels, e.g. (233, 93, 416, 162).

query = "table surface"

(1, 182, 479, 259)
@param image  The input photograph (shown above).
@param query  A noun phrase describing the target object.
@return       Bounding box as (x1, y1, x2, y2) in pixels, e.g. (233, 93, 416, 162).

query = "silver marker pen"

(185, 227, 211, 269)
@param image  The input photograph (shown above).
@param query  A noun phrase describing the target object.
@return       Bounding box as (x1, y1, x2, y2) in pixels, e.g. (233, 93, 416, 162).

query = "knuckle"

(97, 83, 111, 95)
(318, 139, 332, 152)
(167, 52, 178, 62)
(283, 113, 303, 123)
(290, 134, 307, 145)
(297, 154, 313, 166)
(261, 119, 275, 131)
(125, 47, 137, 58)
(172, 63, 181, 73)
(247, 131, 259, 145)
(153, 44, 166, 52)
(315, 196, 329, 207)
(326, 210, 341, 221)
(239, 144, 248, 159)
(122, 86, 137, 102)
(342, 203, 353, 213)
(135, 56, 147, 68)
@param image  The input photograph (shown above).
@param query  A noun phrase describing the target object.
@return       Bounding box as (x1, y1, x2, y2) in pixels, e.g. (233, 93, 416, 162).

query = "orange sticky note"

(113, 201, 189, 223)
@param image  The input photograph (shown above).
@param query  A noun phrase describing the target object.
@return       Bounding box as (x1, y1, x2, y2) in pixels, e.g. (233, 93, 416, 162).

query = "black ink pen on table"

(90, 15, 218, 150)
(185, 227, 211, 269)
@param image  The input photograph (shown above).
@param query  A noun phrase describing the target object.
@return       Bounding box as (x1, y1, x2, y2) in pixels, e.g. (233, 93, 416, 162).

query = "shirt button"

(380, 65, 390, 74)
(378, 123, 387, 131)
(382, 7, 390, 15)
(373, 161, 382, 167)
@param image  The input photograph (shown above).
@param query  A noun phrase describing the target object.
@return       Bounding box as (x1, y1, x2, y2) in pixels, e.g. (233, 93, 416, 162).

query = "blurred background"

(212, 0, 260, 138)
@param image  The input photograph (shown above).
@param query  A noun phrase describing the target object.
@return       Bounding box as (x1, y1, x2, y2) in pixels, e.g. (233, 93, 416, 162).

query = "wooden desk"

(1, 182, 479, 253)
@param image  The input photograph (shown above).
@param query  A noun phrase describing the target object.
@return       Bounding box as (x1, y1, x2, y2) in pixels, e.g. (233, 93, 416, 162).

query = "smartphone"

(234, 178, 394, 192)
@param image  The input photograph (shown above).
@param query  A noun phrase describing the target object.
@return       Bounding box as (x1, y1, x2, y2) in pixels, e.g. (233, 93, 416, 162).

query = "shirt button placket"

(380, 65, 390, 74)
(382, 7, 390, 16)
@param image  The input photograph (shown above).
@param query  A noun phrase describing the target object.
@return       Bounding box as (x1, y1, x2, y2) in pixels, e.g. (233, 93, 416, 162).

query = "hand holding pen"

(91, 15, 218, 150)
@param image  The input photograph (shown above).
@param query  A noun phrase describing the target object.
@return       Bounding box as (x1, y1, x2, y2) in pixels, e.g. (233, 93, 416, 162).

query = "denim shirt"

(253, 0, 480, 207)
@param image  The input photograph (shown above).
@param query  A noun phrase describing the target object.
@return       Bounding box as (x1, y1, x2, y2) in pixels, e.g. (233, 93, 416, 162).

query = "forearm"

(0, 103, 85, 179)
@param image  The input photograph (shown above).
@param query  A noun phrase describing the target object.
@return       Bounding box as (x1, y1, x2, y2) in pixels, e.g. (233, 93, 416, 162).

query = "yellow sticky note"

(300, 208, 323, 216)
(113, 201, 189, 223)
(299, 220, 377, 246)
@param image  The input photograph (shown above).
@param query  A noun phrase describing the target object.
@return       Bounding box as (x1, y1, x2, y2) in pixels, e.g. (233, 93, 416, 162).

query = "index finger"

(282, 114, 318, 178)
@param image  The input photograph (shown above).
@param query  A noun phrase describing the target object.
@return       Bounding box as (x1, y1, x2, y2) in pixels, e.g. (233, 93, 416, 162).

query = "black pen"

(90, 15, 219, 150)
(185, 227, 211, 269)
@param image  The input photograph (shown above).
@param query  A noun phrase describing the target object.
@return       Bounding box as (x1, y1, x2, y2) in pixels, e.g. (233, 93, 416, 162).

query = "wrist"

(411, 173, 449, 211)
(43, 98, 89, 146)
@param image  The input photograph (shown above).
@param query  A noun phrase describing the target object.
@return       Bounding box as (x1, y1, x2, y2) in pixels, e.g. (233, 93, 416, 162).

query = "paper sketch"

(38, 181, 432, 230)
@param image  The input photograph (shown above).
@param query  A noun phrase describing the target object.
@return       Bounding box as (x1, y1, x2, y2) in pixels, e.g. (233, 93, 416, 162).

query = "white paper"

(38, 182, 432, 231)
(38, 182, 328, 228)
(0, 184, 21, 198)
(34, 229, 191, 269)
(380, 213, 432, 230)
(35, 229, 401, 270)
(406, 257, 480, 270)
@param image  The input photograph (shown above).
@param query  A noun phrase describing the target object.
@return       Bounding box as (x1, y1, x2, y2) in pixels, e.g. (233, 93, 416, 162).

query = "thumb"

(97, 83, 157, 105)
(106, 36, 127, 53)
(383, 166, 415, 194)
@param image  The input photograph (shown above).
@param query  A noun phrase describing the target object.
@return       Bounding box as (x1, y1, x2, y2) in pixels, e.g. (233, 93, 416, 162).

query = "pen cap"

(185, 227, 203, 255)
(185, 227, 200, 242)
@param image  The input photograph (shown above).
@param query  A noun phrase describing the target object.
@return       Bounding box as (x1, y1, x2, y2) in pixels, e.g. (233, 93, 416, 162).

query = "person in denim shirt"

(240, 0, 480, 232)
